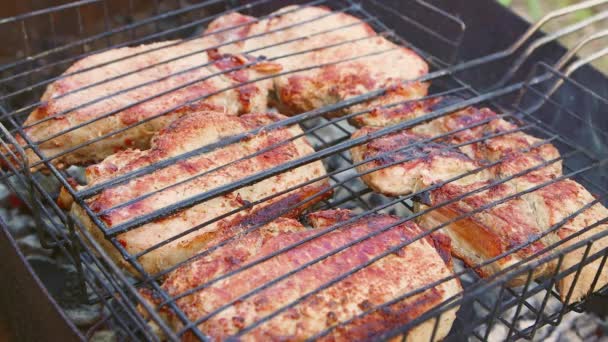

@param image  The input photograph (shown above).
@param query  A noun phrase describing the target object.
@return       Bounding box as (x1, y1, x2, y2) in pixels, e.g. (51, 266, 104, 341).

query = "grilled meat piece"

(418, 105, 562, 178)
(351, 104, 608, 301)
(64, 111, 329, 275)
(349, 96, 443, 128)
(144, 209, 461, 341)
(419, 177, 608, 302)
(350, 103, 561, 203)
(352, 98, 561, 178)
(17, 38, 280, 170)
(350, 127, 492, 197)
(351, 123, 559, 285)
(417, 179, 561, 286)
(518, 179, 608, 302)
(205, 6, 429, 123)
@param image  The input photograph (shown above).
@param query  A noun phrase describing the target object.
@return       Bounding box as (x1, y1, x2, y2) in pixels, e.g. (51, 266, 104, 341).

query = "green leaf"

(498, 0, 512, 6)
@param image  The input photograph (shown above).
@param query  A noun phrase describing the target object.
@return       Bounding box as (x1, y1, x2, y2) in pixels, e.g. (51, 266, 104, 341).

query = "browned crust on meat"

(70, 111, 329, 275)
(350, 126, 491, 197)
(418, 181, 558, 285)
(206, 6, 430, 122)
(351, 103, 608, 300)
(147, 209, 460, 341)
(522, 180, 608, 302)
(349, 91, 440, 128)
(16, 36, 279, 171)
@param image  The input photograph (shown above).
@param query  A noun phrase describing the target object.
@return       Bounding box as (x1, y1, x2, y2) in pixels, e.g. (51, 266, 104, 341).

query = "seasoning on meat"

(16, 38, 280, 170)
(205, 6, 429, 123)
(351, 102, 608, 302)
(141, 209, 461, 341)
(63, 111, 329, 275)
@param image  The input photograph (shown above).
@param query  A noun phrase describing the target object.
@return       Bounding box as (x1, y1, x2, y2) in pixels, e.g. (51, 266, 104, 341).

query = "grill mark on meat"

(205, 12, 256, 47)
(71, 111, 329, 275)
(361, 96, 441, 128)
(205, 6, 429, 123)
(233, 182, 332, 228)
(352, 101, 608, 297)
(430, 233, 453, 266)
(336, 287, 442, 341)
(15, 35, 277, 170)
(209, 53, 260, 113)
(147, 209, 460, 340)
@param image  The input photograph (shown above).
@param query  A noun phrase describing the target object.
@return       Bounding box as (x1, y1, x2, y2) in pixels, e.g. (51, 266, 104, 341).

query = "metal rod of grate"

(1, 0, 608, 340)
(91, 65, 608, 340)
(0, 0, 587, 169)
(169, 143, 605, 334)
(0, 1, 470, 338)
(0, 119, 158, 340)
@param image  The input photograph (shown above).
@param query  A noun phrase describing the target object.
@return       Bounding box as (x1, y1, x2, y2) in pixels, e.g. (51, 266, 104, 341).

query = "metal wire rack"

(0, 0, 607, 340)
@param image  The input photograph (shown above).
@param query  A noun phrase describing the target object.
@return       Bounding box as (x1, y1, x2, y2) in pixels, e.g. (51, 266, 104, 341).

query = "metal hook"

(494, 10, 608, 88)
(502, 0, 608, 55)
(526, 29, 608, 107)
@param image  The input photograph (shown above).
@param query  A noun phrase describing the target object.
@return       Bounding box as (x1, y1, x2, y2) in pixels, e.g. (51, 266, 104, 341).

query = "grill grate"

(0, 0, 607, 340)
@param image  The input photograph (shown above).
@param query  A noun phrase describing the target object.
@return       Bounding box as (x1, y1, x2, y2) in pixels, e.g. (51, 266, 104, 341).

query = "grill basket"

(0, 0, 607, 340)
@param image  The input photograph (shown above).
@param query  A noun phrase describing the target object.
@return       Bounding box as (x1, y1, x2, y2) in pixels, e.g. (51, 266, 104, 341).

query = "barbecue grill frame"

(0, 216, 82, 341)
(0, 0, 607, 340)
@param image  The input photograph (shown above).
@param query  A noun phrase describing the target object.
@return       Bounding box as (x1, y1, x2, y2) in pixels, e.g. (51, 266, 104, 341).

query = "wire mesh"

(0, 0, 607, 340)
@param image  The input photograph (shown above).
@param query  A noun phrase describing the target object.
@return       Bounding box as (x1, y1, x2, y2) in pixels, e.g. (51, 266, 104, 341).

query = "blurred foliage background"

(500, 0, 608, 73)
